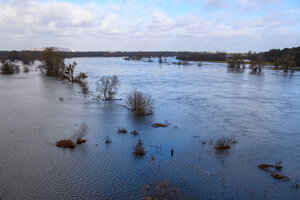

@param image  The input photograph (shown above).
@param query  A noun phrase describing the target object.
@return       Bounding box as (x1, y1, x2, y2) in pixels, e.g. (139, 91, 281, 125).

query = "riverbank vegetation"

(127, 89, 154, 115)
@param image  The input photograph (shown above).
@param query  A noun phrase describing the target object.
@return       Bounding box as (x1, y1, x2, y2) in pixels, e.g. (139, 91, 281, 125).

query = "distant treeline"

(176, 51, 227, 61)
(0, 47, 299, 66)
(261, 47, 300, 67)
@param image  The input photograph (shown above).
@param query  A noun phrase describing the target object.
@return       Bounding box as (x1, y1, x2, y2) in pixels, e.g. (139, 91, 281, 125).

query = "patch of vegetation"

(227, 54, 245, 69)
(126, 89, 153, 115)
(118, 127, 128, 133)
(214, 136, 237, 150)
(258, 164, 274, 170)
(64, 61, 77, 82)
(271, 173, 290, 182)
(133, 140, 145, 156)
(73, 122, 88, 144)
(275, 161, 283, 170)
(23, 66, 30, 73)
(130, 130, 139, 135)
(40, 48, 65, 77)
(105, 137, 112, 144)
(0, 61, 19, 75)
(152, 123, 168, 128)
(56, 139, 76, 149)
(249, 54, 265, 73)
(97, 75, 120, 100)
(293, 183, 299, 190)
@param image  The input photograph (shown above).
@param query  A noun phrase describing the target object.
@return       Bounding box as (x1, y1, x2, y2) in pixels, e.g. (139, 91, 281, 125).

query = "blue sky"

(0, 0, 299, 52)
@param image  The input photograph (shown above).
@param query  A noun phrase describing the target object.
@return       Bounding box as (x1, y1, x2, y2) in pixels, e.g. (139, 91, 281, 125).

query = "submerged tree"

(249, 54, 265, 73)
(0, 60, 19, 75)
(282, 54, 296, 74)
(227, 54, 245, 69)
(97, 75, 120, 100)
(127, 89, 153, 115)
(40, 48, 65, 77)
(64, 61, 77, 82)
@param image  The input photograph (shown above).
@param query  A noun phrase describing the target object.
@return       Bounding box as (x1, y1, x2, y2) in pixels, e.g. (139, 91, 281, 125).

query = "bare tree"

(64, 61, 77, 82)
(97, 75, 120, 100)
(282, 54, 296, 74)
(249, 54, 265, 73)
(126, 89, 153, 115)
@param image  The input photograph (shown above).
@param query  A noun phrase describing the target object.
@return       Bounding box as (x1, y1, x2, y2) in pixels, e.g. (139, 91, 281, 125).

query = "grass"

(214, 136, 236, 150)
(56, 139, 75, 149)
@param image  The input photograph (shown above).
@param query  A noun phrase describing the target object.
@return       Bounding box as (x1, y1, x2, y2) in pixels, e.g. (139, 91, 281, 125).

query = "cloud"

(0, 0, 299, 52)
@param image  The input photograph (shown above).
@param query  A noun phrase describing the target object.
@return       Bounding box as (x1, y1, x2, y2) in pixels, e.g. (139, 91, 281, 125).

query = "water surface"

(1, 57, 300, 199)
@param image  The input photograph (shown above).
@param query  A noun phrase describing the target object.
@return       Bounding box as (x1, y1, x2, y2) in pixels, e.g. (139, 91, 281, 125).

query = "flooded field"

(1, 57, 300, 199)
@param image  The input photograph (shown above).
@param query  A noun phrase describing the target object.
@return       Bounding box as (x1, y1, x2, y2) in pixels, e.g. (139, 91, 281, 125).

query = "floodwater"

(1, 57, 300, 199)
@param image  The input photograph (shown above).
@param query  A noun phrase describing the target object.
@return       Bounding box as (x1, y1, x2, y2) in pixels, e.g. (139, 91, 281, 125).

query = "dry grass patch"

(214, 136, 236, 150)
(152, 123, 168, 128)
(130, 130, 139, 135)
(118, 127, 128, 133)
(56, 139, 75, 149)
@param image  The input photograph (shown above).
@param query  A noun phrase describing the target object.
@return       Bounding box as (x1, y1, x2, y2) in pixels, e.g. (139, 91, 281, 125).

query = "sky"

(0, 0, 299, 52)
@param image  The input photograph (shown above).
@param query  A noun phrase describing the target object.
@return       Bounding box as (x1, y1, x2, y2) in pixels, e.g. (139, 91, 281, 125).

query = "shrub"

(258, 164, 274, 170)
(133, 140, 145, 156)
(130, 130, 139, 135)
(214, 136, 236, 150)
(73, 122, 88, 144)
(249, 54, 265, 73)
(227, 54, 245, 69)
(56, 139, 75, 149)
(23, 66, 30, 73)
(97, 75, 120, 100)
(271, 173, 290, 181)
(0, 61, 19, 75)
(126, 89, 153, 115)
(64, 61, 77, 82)
(118, 127, 128, 133)
(105, 137, 112, 144)
(20, 53, 35, 65)
(79, 81, 89, 94)
(75, 72, 88, 81)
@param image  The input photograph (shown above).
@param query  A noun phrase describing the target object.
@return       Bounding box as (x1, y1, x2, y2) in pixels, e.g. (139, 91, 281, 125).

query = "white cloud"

(0, 0, 299, 51)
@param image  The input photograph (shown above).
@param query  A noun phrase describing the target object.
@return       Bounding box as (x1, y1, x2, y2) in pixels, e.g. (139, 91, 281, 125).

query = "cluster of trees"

(0, 50, 37, 65)
(0, 60, 20, 75)
(261, 47, 300, 67)
(40, 48, 89, 93)
(227, 54, 245, 69)
(176, 52, 227, 62)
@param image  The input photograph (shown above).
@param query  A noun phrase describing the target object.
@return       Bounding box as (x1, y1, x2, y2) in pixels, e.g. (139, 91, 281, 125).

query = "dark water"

(1, 58, 300, 199)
